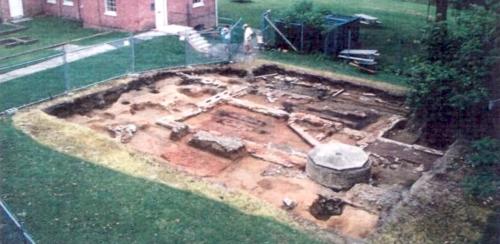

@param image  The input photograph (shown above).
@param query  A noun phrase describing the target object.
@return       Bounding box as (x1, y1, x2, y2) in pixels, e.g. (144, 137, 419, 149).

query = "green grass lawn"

(0, 17, 129, 68)
(0, 23, 19, 33)
(0, 16, 97, 58)
(0, 118, 321, 243)
(220, 0, 432, 84)
(0, 35, 187, 111)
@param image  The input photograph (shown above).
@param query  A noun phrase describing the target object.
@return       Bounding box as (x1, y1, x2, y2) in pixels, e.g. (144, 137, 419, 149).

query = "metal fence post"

(348, 30, 352, 51)
(63, 44, 70, 91)
(300, 23, 304, 52)
(324, 32, 328, 55)
(129, 35, 136, 74)
(398, 37, 404, 72)
(185, 30, 189, 67)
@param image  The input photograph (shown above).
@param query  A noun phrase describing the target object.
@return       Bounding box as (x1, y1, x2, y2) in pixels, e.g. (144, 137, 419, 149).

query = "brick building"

(0, 0, 218, 31)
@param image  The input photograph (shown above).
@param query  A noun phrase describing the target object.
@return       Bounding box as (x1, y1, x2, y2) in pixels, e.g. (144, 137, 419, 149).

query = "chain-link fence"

(261, 10, 361, 55)
(186, 30, 230, 66)
(1, 199, 35, 244)
(0, 30, 238, 114)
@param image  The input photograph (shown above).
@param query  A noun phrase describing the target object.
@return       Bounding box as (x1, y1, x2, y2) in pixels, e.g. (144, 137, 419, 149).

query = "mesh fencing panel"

(0, 31, 232, 114)
(66, 38, 133, 90)
(0, 200, 35, 244)
(0, 210, 26, 243)
(186, 30, 230, 66)
(0, 52, 66, 112)
(134, 34, 186, 72)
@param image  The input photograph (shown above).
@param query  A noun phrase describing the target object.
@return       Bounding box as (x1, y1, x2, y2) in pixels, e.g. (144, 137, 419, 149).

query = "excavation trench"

(42, 64, 447, 239)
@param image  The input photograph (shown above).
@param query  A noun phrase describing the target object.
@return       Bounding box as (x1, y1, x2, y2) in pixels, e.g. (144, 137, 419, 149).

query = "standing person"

(220, 25, 231, 56)
(221, 25, 231, 45)
(221, 25, 232, 61)
(243, 24, 254, 55)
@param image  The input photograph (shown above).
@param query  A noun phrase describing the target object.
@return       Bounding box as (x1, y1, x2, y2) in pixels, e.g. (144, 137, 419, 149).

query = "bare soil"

(44, 65, 447, 239)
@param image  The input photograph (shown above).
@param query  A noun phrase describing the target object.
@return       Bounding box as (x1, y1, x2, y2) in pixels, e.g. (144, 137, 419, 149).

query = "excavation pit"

(38, 64, 447, 240)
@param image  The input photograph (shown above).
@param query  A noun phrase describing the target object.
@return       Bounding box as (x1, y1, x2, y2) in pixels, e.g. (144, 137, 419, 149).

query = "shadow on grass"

(0, 119, 322, 243)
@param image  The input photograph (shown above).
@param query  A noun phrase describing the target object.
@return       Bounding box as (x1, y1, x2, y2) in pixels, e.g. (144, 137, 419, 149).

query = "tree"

(407, 7, 498, 146)
(280, 0, 329, 30)
(436, 0, 449, 21)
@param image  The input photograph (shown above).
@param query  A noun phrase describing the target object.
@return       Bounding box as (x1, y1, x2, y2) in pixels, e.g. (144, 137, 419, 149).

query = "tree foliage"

(462, 171, 498, 199)
(467, 137, 500, 168)
(278, 1, 331, 31)
(463, 137, 500, 199)
(450, 0, 500, 11)
(407, 6, 498, 145)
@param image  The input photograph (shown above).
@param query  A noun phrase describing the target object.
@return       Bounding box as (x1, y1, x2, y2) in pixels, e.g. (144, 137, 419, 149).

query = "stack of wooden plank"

(354, 14, 382, 25)
(338, 49, 380, 74)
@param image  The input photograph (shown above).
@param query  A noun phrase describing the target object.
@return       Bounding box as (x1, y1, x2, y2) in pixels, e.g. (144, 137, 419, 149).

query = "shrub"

(463, 171, 498, 199)
(463, 137, 500, 199)
(407, 7, 498, 144)
(466, 137, 500, 168)
(278, 1, 331, 31)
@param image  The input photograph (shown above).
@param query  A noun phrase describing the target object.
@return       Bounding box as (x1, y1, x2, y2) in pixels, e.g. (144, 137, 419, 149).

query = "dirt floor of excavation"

(53, 67, 446, 239)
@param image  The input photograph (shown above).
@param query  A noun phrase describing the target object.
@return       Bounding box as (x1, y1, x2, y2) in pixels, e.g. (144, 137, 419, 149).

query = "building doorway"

(155, 0, 168, 29)
(8, 0, 24, 18)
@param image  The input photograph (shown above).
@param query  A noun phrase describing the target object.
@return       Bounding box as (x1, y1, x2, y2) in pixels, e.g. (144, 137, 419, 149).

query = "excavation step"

(188, 131, 246, 160)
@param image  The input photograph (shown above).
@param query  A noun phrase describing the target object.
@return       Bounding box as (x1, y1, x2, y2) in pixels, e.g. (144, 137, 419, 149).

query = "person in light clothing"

(221, 24, 232, 60)
(221, 25, 231, 45)
(243, 24, 254, 54)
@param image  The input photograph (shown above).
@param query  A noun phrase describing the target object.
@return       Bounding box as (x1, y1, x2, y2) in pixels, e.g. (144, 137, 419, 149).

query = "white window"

(47, 0, 56, 4)
(193, 0, 204, 8)
(63, 0, 74, 6)
(104, 0, 117, 16)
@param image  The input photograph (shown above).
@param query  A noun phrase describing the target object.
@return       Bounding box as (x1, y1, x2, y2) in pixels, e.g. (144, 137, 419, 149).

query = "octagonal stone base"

(306, 160, 371, 190)
(306, 143, 371, 190)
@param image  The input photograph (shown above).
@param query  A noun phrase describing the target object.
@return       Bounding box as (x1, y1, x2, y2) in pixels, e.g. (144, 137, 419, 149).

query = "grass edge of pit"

(11, 109, 356, 244)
